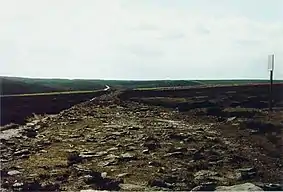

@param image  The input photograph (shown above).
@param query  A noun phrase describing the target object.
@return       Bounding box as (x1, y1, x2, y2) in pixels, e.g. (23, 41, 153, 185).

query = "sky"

(0, 0, 283, 80)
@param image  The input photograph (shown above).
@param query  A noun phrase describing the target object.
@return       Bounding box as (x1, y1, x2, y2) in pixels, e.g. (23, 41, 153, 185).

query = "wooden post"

(269, 54, 274, 112)
(269, 70, 273, 111)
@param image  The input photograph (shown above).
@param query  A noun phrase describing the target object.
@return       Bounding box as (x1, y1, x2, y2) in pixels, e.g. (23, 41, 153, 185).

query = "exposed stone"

(191, 182, 217, 191)
(98, 160, 117, 167)
(128, 126, 141, 130)
(2, 86, 283, 191)
(79, 151, 97, 159)
(119, 184, 147, 191)
(12, 182, 24, 188)
(126, 146, 137, 151)
(237, 167, 257, 180)
(112, 131, 123, 136)
(119, 153, 137, 161)
(86, 138, 97, 143)
(104, 154, 119, 160)
(101, 172, 107, 178)
(7, 170, 21, 176)
(148, 179, 172, 189)
(106, 147, 118, 152)
(26, 121, 39, 127)
(72, 166, 93, 176)
(148, 161, 162, 167)
(255, 183, 283, 191)
(94, 151, 108, 157)
(227, 117, 237, 122)
(194, 170, 221, 183)
(215, 183, 263, 191)
(69, 134, 82, 138)
(0, 123, 19, 131)
(142, 149, 150, 154)
(40, 150, 48, 153)
(34, 125, 41, 131)
(14, 149, 30, 156)
(117, 173, 129, 178)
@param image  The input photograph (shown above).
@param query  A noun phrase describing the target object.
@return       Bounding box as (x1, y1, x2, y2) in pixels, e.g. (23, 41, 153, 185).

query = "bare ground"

(1, 85, 283, 191)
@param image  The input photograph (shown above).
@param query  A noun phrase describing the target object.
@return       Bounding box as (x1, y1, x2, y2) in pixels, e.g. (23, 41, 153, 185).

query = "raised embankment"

(1, 90, 108, 126)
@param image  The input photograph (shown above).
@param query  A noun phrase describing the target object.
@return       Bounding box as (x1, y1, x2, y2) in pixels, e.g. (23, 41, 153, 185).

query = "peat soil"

(0, 90, 108, 126)
(1, 85, 283, 191)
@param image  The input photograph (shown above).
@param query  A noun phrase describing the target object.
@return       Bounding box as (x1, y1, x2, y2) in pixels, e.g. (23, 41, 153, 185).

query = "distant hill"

(0, 76, 202, 95)
(0, 76, 105, 95)
(1, 77, 56, 95)
(2, 76, 282, 95)
(197, 79, 283, 85)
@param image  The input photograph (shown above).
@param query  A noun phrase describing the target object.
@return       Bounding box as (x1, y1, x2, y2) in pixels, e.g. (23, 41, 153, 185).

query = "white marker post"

(268, 54, 275, 111)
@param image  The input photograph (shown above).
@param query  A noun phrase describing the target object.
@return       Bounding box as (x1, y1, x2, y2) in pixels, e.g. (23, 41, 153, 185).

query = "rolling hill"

(0, 76, 203, 95)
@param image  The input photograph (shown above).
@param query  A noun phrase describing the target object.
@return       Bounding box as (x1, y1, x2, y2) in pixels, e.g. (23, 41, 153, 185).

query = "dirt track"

(1, 84, 283, 191)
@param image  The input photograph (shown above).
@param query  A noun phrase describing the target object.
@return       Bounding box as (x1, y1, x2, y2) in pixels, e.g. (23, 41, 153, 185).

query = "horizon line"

(1, 75, 282, 81)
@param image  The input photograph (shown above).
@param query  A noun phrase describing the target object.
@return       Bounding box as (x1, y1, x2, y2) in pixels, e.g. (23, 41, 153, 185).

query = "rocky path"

(1, 92, 282, 191)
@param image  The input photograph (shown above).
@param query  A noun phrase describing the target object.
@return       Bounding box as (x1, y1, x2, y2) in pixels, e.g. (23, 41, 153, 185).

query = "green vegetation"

(0, 76, 106, 95)
(0, 77, 201, 95)
(1, 76, 282, 96)
(1, 90, 101, 97)
(196, 79, 283, 85)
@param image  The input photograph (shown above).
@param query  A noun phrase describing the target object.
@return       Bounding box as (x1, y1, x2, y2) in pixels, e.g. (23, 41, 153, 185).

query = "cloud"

(195, 25, 211, 35)
(0, 0, 282, 79)
(158, 32, 186, 40)
(236, 39, 262, 46)
(132, 23, 160, 31)
(124, 44, 164, 58)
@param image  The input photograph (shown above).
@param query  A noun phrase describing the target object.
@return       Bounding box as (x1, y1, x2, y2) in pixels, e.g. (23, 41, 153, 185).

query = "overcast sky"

(0, 0, 282, 80)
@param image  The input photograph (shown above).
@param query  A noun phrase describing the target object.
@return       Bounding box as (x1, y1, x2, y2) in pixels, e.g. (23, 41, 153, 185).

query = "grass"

(2, 76, 283, 96)
(223, 107, 263, 118)
(1, 76, 202, 95)
(4, 86, 283, 191)
(138, 97, 189, 103)
(224, 107, 261, 112)
(134, 80, 283, 91)
(1, 90, 101, 97)
(197, 79, 283, 85)
(135, 87, 174, 91)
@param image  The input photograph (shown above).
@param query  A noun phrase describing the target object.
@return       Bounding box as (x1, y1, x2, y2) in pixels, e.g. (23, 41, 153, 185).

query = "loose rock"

(14, 149, 30, 156)
(12, 182, 24, 188)
(237, 167, 257, 180)
(119, 184, 147, 191)
(7, 170, 21, 176)
(191, 182, 217, 191)
(148, 179, 172, 189)
(215, 183, 263, 191)
(119, 153, 137, 161)
(194, 170, 222, 184)
(117, 173, 129, 178)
